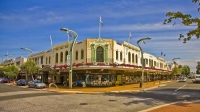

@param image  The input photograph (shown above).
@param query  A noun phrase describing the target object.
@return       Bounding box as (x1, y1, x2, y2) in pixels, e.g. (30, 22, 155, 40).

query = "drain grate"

(80, 103, 88, 105)
(108, 99, 116, 102)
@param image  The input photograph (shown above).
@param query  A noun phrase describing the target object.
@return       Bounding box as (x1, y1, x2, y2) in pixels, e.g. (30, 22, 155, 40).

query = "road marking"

(174, 84, 186, 91)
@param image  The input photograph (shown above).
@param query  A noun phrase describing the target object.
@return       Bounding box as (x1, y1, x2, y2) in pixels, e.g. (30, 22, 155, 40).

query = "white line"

(174, 84, 186, 91)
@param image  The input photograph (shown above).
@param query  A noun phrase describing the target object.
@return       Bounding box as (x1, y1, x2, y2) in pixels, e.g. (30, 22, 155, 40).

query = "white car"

(192, 75, 200, 83)
(28, 80, 46, 89)
(178, 77, 187, 82)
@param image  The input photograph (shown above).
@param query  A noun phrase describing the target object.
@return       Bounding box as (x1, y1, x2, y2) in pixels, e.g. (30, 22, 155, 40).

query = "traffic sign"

(67, 55, 70, 65)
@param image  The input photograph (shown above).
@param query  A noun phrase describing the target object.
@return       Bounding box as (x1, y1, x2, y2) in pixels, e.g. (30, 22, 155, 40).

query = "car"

(178, 77, 187, 82)
(0, 78, 9, 83)
(28, 80, 46, 89)
(16, 79, 27, 86)
(192, 75, 200, 83)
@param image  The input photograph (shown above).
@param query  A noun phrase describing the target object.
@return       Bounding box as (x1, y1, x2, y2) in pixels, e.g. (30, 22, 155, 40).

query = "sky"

(0, 0, 199, 72)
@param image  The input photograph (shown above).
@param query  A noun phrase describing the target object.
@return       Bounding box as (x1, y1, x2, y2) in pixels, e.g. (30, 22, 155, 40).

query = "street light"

(137, 37, 151, 88)
(20, 47, 33, 80)
(5, 54, 15, 65)
(172, 58, 180, 61)
(60, 28, 78, 89)
(21, 47, 32, 59)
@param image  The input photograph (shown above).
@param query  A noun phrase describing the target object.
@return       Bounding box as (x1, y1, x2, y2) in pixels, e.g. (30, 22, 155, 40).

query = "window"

(120, 52, 122, 61)
(116, 51, 118, 60)
(56, 53, 58, 63)
(76, 51, 78, 60)
(41, 56, 43, 64)
(128, 52, 131, 62)
(46, 57, 48, 64)
(154, 61, 156, 67)
(135, 54, 138, 64)
(96, 46, 104, 62)
(49, 56, 51, 64)
(146, 59, 148, 65)
(81, 50, 84, 59)
(132, 53, 134, 63)
(60, 52, 63, 62)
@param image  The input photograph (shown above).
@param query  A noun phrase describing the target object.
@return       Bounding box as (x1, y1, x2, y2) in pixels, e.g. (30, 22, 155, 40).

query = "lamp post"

(20, 47, 33, 80)
(5, 54, 15, 65)
(21, 47, 32, 59)
(137, 37, 151, 88)
(60, 28, 78, 89)
(172, 57, 180, 79)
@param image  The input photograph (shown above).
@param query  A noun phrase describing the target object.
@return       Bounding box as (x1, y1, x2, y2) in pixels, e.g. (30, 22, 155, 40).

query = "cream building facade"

(29, 38, 172, 86)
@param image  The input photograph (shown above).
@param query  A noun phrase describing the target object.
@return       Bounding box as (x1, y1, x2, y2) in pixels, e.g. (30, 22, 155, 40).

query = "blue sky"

(0, 0, 199, 72)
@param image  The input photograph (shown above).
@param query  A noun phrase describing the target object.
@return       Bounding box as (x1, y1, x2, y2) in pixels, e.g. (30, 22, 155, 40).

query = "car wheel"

(35, 86, 37, 89)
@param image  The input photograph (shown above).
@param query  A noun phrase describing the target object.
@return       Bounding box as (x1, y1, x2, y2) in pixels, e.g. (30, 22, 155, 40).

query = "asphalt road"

(0, 79, 199, 112)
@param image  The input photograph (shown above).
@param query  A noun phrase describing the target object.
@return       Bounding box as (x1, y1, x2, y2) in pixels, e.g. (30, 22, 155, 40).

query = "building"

(29, 38, 172, 86)
(3, 56, 27, 67)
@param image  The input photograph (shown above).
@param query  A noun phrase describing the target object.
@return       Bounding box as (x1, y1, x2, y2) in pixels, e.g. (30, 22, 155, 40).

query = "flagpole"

(50, 35, 54, 66)
(99, 16, 101, 38)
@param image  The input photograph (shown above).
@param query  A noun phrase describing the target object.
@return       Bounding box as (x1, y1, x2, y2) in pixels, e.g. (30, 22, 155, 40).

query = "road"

(0, 79, 199, 112)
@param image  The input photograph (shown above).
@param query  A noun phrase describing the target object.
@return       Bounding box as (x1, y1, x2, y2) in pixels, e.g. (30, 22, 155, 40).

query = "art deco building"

(29, 38, 172, 86)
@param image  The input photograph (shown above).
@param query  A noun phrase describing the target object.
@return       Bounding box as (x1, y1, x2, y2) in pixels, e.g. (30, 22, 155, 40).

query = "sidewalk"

(45, 80, 171, 94)
(140, 100, 200, 112)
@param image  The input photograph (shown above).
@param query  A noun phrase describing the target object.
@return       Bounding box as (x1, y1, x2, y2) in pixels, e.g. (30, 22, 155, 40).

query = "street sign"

(67, 55, 70, 59)
(67, 55, 70, 65)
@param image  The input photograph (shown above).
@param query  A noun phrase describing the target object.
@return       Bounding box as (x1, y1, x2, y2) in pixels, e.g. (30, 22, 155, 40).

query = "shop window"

(96, 46, 104, 62)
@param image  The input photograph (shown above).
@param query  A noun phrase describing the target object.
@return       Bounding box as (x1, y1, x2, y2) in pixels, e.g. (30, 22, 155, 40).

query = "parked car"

(178, 77, 187, 82)
(0, 78, 9, 83)
(28, 80, 46, 89)
(16, 79, 27, 86)
(0, 78, 3, 82)
(192, 75, 200, 83)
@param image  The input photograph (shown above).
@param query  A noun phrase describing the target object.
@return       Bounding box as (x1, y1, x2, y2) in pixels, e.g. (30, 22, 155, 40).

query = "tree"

(181, 65, 190, 76)
(163, 0, 200, 43)
(2, 65, 19, 80)
(20, 59, 40, 80)
(172, 66, 181, 75)
(196, 61, 200, 74)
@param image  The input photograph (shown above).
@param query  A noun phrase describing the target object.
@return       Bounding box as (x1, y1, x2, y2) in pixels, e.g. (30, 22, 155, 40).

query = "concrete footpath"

(46, 80, 200, 112)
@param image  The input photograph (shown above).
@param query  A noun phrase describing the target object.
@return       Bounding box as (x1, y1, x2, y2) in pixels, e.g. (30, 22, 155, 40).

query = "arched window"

(49, 56, 51, 64)
(60, 52, 63, 62)
(135, 54, 138, 64)
(76, 51, 78, 60)
(46, 57, 48, 64)
(116, 51, 118, 60)
(120, 52, 122, 61)
(132, 53, 134, 63)
(81, 50, 84, 59)
(128, 52, 131, 62)
(96, 46, 104, 62)
(56, 53, 58, 63)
